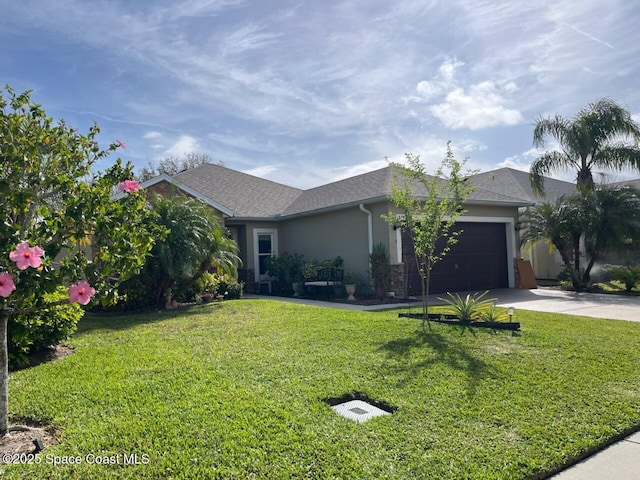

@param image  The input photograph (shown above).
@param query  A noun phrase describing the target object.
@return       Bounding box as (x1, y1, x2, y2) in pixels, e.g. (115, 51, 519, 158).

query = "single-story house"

(141, 163, 539, 297)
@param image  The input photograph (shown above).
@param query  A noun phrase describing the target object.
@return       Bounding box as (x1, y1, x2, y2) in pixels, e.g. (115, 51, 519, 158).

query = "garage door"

(402, 222, 509, 295)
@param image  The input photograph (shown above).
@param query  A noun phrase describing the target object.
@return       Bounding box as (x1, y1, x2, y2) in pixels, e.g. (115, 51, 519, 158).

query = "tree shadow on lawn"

(379, 327, 499, 398)
(76, 303, 224, 335)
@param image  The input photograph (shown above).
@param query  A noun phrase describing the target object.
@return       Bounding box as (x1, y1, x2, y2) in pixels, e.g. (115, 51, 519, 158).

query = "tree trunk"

(420, 258, 432, 329)
(0, 310, 8, 436)
(572, 236, 584, 290)
(577, 167, 595, 192)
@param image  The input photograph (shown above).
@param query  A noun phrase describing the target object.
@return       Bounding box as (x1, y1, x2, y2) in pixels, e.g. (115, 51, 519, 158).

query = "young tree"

(530, 98, 640, 195)
(0, 86, 159, 436)
(383, 143, 476, 321)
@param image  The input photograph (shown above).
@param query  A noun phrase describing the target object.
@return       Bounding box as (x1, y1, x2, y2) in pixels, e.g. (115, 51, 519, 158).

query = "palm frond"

(529, 151, 575, 196)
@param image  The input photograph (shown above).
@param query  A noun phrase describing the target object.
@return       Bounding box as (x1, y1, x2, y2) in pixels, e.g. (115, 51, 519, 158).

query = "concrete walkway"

(248, 287, 640, 322)
(246, 287, 640, 478)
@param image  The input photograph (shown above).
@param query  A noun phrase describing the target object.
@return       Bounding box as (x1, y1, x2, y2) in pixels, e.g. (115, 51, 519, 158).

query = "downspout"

(359, 204, 373, 271)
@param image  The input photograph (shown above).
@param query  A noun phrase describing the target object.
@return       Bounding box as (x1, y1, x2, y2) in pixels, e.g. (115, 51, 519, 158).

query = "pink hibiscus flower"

(0, 272, 16, 298)
(68, 281, 96, 305)
(9, 242, 45, 270)
(116, 139, 126, 148)
(118, 179, 141, 193)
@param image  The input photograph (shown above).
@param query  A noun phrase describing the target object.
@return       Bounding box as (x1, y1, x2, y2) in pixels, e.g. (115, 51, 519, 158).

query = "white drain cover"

(330, 399, 391, 422)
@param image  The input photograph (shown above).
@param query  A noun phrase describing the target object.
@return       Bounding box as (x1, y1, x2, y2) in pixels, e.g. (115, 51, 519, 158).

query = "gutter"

(359, 203, 373, 257)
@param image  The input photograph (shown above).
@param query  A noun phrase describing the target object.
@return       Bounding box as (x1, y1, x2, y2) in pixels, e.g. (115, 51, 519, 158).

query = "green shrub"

(264, 253, 304, 295)
(370, 243, 390, 299)
(194, 272, 219, 295)
(303, 257, 343, 281)
(8, 287, 84, 368)
(438, 290, 496, 322)
(480, 304, 509, 322)
(116, 271, 157, 310)
(215, 274, 243, 299)
(603, 264, 640, 292)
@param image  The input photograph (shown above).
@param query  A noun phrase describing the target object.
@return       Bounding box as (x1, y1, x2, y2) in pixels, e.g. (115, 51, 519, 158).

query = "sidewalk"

(245, 287, 640, 478)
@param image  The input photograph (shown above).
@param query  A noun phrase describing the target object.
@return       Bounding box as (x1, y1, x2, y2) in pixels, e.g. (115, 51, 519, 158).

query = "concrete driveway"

(486, 287, 640, 322)
(247, 287, 640, 323)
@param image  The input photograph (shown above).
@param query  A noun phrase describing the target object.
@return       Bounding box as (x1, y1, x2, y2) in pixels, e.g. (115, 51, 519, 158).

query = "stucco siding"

(279, 207, 371, 277)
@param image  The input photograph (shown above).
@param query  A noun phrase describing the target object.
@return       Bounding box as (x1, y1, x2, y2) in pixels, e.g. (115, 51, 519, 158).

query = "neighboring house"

(142, 164, 535, 297)
(471, 168, 576, 279)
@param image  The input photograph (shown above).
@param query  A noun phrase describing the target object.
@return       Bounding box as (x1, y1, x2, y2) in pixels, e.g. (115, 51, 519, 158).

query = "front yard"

(4, 300, 640, 479)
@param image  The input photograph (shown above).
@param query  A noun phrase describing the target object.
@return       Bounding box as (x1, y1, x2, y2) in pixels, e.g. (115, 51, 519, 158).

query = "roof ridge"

(175, 163, 303, 193)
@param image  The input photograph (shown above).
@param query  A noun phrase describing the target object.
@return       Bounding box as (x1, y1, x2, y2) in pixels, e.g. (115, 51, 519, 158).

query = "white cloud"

(143, 131, 162, 140)
(456, 139, 488, 153)
(415, 80, 442, 100)
(497, 155, 531, 172)
(429, 82, 523, 130)
(163, 135, 201, 158)
(412, 59, 523, 130)
(438, 58, 464, 82)
(329, 159, 390, 182)
(414, 58, 463, 101)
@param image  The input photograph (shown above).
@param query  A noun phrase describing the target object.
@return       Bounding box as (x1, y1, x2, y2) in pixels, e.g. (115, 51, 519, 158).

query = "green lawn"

(4, 300, 640, 479)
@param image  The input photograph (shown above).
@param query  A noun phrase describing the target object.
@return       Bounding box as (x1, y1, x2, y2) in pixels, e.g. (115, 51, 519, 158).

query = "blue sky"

(2, 0, 639, 188)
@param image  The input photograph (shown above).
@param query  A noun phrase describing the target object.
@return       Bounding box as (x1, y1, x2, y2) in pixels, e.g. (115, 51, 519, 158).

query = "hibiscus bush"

(0, 85, 162, 434)
(8, 287, 83, 368)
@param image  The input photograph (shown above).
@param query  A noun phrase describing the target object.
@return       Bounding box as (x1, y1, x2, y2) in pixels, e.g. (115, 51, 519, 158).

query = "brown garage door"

(402, 222, 509, 295)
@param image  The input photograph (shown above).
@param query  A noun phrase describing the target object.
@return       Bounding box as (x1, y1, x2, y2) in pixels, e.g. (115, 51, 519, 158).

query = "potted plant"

(343, 272, 360, 301)
(201, 292, 214, 303)
(265, 253, 304, 296)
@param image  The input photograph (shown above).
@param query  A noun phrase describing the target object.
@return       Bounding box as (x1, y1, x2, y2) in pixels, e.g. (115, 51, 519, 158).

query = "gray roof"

(470, 167, 576, 204)
(613, 178, 640, 189)
(166, 164, 538, 219)
(282, 167, 395, 216)
(173, 163, 302, 217)
(282, 166, 532, 216)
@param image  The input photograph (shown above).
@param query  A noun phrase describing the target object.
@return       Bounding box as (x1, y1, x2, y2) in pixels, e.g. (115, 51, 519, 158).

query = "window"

(253, 229, 278, 281)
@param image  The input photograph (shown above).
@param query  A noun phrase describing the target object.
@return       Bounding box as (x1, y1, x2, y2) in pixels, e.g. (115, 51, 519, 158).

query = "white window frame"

(253, 228, 278, 282)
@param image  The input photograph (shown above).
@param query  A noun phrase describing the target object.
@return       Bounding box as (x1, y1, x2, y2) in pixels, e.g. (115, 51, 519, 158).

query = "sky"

(1, 0, 640, 189)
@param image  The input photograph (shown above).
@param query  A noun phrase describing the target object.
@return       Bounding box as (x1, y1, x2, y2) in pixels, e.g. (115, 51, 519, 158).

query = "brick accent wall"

(145, 181, 188, 200)
(145, 180, 225, 223)
(389, 263, 405, 298)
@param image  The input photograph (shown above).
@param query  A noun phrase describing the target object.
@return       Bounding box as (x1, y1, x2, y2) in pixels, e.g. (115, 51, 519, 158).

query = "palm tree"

(530, 98, 640, 195)
(521, 185, 640, 290)
(579, 185, 640, 284)
(148, 196, 240, 307)
(520, 198, 584, 288)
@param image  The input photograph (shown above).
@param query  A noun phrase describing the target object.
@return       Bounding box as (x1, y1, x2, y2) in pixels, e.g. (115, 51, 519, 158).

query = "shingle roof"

(167, 164, 537, 219)
(281, 167, 395, 215)
(173, 164, 302, 217)
(470, 167, 576, 204)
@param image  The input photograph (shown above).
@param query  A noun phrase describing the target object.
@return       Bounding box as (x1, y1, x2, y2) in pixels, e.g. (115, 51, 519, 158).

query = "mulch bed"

(399, 312, 520, 330)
